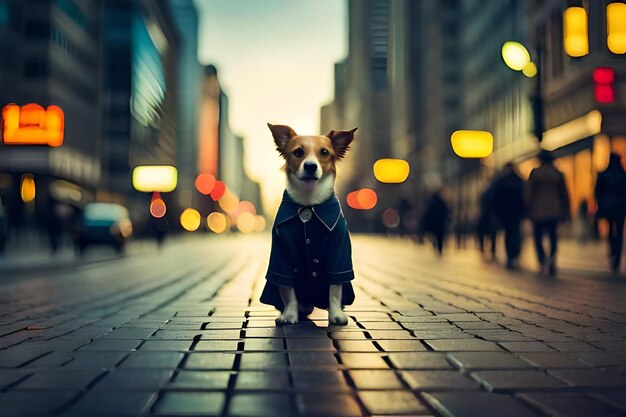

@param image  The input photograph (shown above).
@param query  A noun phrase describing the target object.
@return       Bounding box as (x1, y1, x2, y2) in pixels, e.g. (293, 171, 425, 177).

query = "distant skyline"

(194, 0, 348, 214)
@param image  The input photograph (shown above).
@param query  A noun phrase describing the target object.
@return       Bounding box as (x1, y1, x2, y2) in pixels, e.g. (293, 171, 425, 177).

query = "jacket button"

(312, 272, 318, 277)
(312, 258, 319, 264)
(305, 239, 311, 244)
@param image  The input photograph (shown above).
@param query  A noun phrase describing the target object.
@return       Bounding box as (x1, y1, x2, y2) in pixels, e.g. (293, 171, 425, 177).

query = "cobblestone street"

(1, 234, 626, 416)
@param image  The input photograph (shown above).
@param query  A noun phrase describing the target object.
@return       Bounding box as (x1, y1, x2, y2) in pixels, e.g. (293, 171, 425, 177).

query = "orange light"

(207, 212, 228, 233)
(20, 174, 36, 203)
(150, 198, 167, 218)
(347, 188, 377, 210)
(210, 180, 226, 201)
(218, 188, 239, 214)
(236, 212, 256, 234)
(2, 103, 64, 146)
(237, 201, 256, 215)
(254, 215, 266, 232)
(195, 173, 216, 195)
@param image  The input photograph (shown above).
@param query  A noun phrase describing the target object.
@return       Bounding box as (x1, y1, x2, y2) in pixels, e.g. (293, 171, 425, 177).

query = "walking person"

(477, 180, 498, 262)
(420, 188, 449, 255)
(491, 162, 525, 270)
(595, 153, 626, 273)
(525, 151, 570, 276)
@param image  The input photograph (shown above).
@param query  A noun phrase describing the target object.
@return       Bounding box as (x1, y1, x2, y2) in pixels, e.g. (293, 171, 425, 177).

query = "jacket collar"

(274, 190, 342, 231)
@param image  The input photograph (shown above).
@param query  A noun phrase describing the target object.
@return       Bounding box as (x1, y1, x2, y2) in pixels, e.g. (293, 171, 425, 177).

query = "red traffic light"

(594, 67, 615, 103)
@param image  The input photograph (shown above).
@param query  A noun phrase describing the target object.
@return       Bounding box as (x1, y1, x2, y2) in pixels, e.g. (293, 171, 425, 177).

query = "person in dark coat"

(477, 179, 498, 262)
(526, 151, 570, 275)
(595, 153, 626, 272)
(260, 191, 355, 311)
(492, 162, 525, 270)
(420, 188, 449, 255)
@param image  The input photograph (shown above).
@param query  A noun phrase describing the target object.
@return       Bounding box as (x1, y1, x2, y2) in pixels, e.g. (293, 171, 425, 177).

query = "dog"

(259, 123, 357, 325)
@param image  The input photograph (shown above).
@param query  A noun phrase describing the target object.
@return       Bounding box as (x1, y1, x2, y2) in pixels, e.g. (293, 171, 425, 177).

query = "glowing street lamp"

(451, 130, 493, 158)
(563, 6, 589, 57)
(501, 41, 531, 71)
(2, 103, 65, 146)
(373, 159, 410, 183)
(132, 165, 178, 193)
(607, 2, 626, 54)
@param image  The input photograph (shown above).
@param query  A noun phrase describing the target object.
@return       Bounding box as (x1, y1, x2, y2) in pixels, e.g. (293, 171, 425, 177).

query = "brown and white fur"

(268, 123, 356, 325)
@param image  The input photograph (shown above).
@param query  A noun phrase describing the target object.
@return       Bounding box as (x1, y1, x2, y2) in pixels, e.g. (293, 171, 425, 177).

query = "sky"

(194, 0, 348, 214)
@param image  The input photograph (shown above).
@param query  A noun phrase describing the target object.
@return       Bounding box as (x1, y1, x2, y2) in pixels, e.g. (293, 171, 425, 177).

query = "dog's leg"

(276, 286, 299, 325)
(328, 284, 348, 325)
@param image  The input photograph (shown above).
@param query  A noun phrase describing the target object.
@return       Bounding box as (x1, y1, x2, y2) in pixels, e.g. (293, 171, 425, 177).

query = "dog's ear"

(326, 127, 357, 158)
(268, 123, 297, 157)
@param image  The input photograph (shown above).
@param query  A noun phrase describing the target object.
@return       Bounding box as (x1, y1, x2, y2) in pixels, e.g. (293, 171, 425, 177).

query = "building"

(0, 0, 102, 241)
(101, 0, 180, 231)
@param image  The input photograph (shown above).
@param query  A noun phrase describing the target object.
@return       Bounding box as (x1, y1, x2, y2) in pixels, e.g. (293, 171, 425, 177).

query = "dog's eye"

(293, 148, 304, 158)
(320, 149, 330, 156)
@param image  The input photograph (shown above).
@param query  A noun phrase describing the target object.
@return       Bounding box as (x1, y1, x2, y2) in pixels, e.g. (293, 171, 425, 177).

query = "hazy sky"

(195, 0, 348, 214)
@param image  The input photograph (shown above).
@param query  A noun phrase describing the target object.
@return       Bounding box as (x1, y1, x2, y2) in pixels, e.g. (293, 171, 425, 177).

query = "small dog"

(259, 123, 357, 325)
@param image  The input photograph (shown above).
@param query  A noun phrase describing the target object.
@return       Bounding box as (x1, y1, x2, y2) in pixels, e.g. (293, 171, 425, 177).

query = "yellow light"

(207, 212, 228, 234)
(254, 215, 266, 232)
(218, 189, 239, 214)
(2, 103, 65, 146)
(564, 7, 589, 57)
(607, 3, 626, 54)
(180, 208, 201, 232)
(236, 212, 255, 234)
(522, 61, 537, 78)
(451, 130, 494, 158)
(20, 174, 36, 203)
(132, 165, 178, 192)
(373, 159, 410, 183)
(501, 41, 530, 71)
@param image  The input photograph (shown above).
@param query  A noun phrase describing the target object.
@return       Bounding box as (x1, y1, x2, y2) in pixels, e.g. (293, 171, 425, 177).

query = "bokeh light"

(207, 212, 228, 233)
(346, 188, 377, 210)
(254, 215, 266, 232)
(237, 200, 256, 215)
(20, 174, 36, 203)
(180, 208, 201, 232)
(451, 130, 493, 158)
(501, 41, 530, 71)
(373, 159, 410, 183)
(522, 61, 537, 78)
(563, 6, 589, 57)
(132, 165, 178, 192)
(210, 180, 226, 201)
(195, 173, 216, 195)
(1, 103, 64, 146)
(218, 189, 239, 214)
(150, 198, 167, 218)
(382, 208, 400, 228)
(607, 3, 626, 54)
(236, 212, 255, 233)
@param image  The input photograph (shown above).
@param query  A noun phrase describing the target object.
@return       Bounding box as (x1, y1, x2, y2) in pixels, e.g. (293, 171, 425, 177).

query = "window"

(23, 18, 50, 39)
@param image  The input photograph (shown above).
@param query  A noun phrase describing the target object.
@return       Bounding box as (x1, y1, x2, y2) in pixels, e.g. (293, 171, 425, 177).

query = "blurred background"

(0, 0, 625, 258)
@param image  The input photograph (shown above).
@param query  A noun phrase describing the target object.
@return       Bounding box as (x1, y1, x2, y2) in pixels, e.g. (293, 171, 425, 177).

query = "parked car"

(77, 203, 132, 255)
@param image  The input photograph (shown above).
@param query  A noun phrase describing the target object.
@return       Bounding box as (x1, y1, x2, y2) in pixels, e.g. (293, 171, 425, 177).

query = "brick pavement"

(1, 235, 626, 416)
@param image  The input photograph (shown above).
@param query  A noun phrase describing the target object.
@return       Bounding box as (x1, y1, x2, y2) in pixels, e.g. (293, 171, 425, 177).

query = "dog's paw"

(328, 309, 348, 326)
(276, 308, 299, 325)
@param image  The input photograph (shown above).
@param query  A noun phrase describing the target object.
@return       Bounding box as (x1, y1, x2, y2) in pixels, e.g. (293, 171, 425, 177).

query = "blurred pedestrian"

(420, 188, 449, 255)
(492, 162, 525, 270)
(477, 180, 498, 262)
(595, 153, 626, 272)
(574, 200, 593, 245)
(526, 151, 570, 276)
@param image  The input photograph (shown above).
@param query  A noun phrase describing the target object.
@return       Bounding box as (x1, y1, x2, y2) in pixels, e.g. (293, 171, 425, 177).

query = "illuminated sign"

(132, 165, 178, 192)
(2, 103, 64, 146)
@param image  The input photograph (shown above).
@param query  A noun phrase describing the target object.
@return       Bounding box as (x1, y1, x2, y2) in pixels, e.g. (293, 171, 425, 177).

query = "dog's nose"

(303, 162, 318, 174)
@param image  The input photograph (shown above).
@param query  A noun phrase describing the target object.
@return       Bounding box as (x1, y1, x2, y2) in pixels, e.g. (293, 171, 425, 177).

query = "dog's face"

(268, 124, 357, 192)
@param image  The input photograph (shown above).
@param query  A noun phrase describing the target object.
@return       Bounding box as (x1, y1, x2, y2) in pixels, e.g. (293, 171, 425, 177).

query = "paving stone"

(101, 327, 157, 339)
(239, 352, 288, 369)
(499, 342, 556, 352)
(155, 392, 225, 415)
(339, 353, 389, 369)
(467, 330, 533, 342)
(0, 369, 32, 390)
(168, 370, 231, 389)
(243, 338, 285, 351)
(589, 390, 626, 412)
(358, 390, 429, 415)
(150, 330, 201, 340)
(140, 340, 193, 351)
(16, 369, 105, 390)
(335, 340, 380, 352)
(388, 352, 453, 370)
(455, 321, 503, 330)
(447, 352, 532, 370)
(244, 328, 284, 338)
(297, 393, 363, 417)
(92, 369, 173, 391)
(402, 370, 479, 391)
(329, 331, 369, 340)
(0, 344, 51, 367)
(518, 392, 623, 417)
(292, 370, 350, 392)
(360, 321, 404, 330)
(79, 339, 143, 351)
(425, 338, 502, 351)
(120, 351, 184, 369)
(423, 392, 542, 417)
(228, 393, 297, 417)
(472, 370, 569, 392)
(286, 337, 335, 351)
(63, 351, 129, 369)
(349, 369, 404, 389)
(235, 370, 290, 390)
(573, 351, 626, 367)
(289, 351, 340, 367)
(518, 352, 591, 369)
(548, 369, 626, 388)
(0, 390, 78, 415)
(546, 341, 599, 352)
(592, 340, 626, 352)
(67, 391, 156, 416)
(185, 352, 236, 370)
(376, 340, 427, 352)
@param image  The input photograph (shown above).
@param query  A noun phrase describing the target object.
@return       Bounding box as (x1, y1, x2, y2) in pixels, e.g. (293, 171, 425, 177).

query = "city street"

(1, 234, 626, 416)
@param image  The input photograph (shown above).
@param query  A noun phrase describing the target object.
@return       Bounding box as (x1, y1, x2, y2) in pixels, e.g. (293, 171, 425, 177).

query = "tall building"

(0, 0, 102, 237)
(101, 0, 179, 229)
